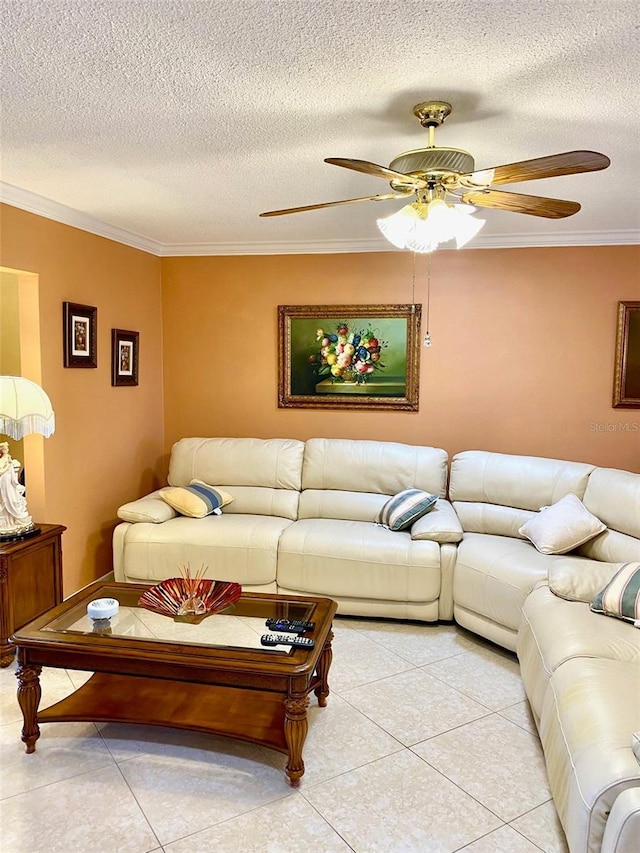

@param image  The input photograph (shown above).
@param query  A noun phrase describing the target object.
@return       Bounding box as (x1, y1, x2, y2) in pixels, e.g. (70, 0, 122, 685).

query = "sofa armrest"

(117, 490, 177, 524)
(113, 522, 130, 581)
(410, 499, 463, 544)
(548, 557, 624, 603)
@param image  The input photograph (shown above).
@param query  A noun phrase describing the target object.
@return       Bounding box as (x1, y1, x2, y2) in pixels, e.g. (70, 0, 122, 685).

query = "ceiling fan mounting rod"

(412, 100, 452, 149)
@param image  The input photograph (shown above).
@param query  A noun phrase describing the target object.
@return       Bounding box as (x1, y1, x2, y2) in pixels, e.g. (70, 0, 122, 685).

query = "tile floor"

(0, 617, 569, 853)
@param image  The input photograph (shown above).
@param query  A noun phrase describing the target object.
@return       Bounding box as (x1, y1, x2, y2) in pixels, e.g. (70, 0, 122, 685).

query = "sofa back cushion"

(453, 503, 536, 539)
(573, 467, 640, 562)
(298, 489, 388, 522)
(450, 450, 595, 537)
(217, 486, 301, 521)
(581, 467, 640, 539)
(302, 438, 448, 497)
(167, 437, 304, 520)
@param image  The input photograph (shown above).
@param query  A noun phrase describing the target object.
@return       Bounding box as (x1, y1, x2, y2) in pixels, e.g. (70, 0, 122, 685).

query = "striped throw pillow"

(590, 562, 640, 623)
(159, 480, 234, 518)
(376, 489, 438, 531)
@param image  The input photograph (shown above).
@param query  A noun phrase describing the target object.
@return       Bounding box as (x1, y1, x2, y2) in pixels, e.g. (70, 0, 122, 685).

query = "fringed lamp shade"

(0, 376, 55, 440)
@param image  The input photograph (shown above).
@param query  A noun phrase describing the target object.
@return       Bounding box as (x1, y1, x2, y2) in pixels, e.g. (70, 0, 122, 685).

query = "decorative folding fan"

(138, 564, 241, 624)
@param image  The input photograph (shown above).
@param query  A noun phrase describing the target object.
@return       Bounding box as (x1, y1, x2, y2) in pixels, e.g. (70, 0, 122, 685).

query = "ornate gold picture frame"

(278, 304, 421, 411)
(613, 301, 640, 408)
(613, 302, 640, 409)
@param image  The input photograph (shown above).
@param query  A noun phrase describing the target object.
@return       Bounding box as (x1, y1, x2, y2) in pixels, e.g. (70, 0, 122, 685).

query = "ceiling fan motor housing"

(389, 148, 475, 190)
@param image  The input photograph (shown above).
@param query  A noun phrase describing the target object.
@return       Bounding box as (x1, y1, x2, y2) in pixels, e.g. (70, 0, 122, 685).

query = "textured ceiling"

(1, 0, 639, 254)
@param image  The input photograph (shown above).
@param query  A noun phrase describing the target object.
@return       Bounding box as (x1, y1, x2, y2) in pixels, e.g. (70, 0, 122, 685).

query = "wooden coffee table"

(10, 581, 337, 786)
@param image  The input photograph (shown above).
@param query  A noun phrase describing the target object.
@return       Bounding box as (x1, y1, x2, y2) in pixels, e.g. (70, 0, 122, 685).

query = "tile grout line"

(149, 788, 296, 849)
(419, 660, 525, 713)
(297, 792, 358, 852)
(410, 736, 552, 827)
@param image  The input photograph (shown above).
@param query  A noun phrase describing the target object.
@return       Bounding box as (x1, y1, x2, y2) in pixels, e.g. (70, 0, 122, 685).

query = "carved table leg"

(284, 694, 309, 787)
(16, 664, 42, 753)
(314, 629, 333, 707)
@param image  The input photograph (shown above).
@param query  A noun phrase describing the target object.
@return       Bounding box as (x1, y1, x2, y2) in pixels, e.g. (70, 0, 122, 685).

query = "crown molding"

(2, 182, 638, 257)
(0, 183, 164, 255)
(159, 230, 640, 255)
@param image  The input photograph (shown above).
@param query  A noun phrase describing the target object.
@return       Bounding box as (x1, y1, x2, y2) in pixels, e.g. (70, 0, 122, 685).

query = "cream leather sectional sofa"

(449, 450, 640, 853)
(113, 437, 640, 853)
(114, 437, 461, 620)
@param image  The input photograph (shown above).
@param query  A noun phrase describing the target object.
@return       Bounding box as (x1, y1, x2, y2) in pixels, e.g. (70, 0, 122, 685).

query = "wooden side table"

(0, 524, 66, 667)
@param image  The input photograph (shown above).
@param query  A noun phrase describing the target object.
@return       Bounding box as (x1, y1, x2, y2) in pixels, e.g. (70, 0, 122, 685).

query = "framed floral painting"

(63, 301, 97, 368)
(278, 304, 421, 410)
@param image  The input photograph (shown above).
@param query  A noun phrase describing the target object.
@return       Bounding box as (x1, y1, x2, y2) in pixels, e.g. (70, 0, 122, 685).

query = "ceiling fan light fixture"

(376, 202, 427, 248)
(377, 198, 485, 253)
(451, 207, 486, 248)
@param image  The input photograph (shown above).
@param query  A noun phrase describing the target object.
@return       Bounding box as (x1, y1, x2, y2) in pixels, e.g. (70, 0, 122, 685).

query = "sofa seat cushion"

(517, 586, 640, 719)
(453, 533, 555, 633)
(540, 657, 640, 853)
(276, 518, 441, 603)
(116, 514, 293, 585)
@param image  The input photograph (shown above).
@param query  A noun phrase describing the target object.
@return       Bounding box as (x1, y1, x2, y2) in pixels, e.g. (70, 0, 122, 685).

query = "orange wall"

(161, 247, 640, 472)
(1, 203, 637, 598)
(1, 204, 165, 594)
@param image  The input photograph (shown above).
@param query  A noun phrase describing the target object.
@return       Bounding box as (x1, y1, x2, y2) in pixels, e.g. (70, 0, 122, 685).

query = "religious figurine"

(0, 441, 34, 537)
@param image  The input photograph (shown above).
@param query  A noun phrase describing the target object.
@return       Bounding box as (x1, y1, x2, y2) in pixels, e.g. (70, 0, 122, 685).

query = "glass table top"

(41, 585, 315, 654)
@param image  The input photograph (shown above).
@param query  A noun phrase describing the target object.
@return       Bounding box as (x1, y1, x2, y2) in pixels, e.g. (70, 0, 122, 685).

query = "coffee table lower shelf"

(38, 672, 289, 752)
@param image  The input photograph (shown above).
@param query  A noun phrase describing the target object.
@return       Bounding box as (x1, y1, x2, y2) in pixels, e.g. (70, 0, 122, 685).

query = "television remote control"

(261, 634, 315, 649)
(265, 618, 315, 633)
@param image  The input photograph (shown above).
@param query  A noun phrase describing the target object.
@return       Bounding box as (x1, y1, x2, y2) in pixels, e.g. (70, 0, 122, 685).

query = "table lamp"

(0, 376, 55, 541)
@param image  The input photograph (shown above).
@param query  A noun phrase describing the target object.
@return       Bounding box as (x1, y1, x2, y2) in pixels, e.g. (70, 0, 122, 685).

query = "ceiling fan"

(260, 100, 610, 251)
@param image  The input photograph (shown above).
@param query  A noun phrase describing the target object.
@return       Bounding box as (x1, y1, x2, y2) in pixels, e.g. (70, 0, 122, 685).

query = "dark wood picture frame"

(111, 329, 139, 387)
(63, 302, 97, 368)
(278, 304, 421, 411)
(613, 301, 640, 408)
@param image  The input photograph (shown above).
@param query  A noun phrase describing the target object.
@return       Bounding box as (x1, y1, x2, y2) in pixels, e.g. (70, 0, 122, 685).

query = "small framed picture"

(63, 302, 97, 368)
(111, 329, 139, 387)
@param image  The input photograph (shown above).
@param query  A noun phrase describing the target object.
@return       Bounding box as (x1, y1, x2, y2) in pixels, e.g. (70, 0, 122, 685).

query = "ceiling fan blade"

(462, 189, 581, 218)
(259, 193, 406, 217)
(325, 157, 428, 188)
(460, 151, 610, 188)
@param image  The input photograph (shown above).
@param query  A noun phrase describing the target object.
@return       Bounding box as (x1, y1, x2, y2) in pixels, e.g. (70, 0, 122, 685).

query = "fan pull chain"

(411, 250, 416, 305)
(411, 252, 432, 346)
(423, 253, 432, 347)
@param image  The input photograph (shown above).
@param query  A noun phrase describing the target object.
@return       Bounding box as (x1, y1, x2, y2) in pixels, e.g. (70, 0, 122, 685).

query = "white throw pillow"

(518, 493, 606, 555)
